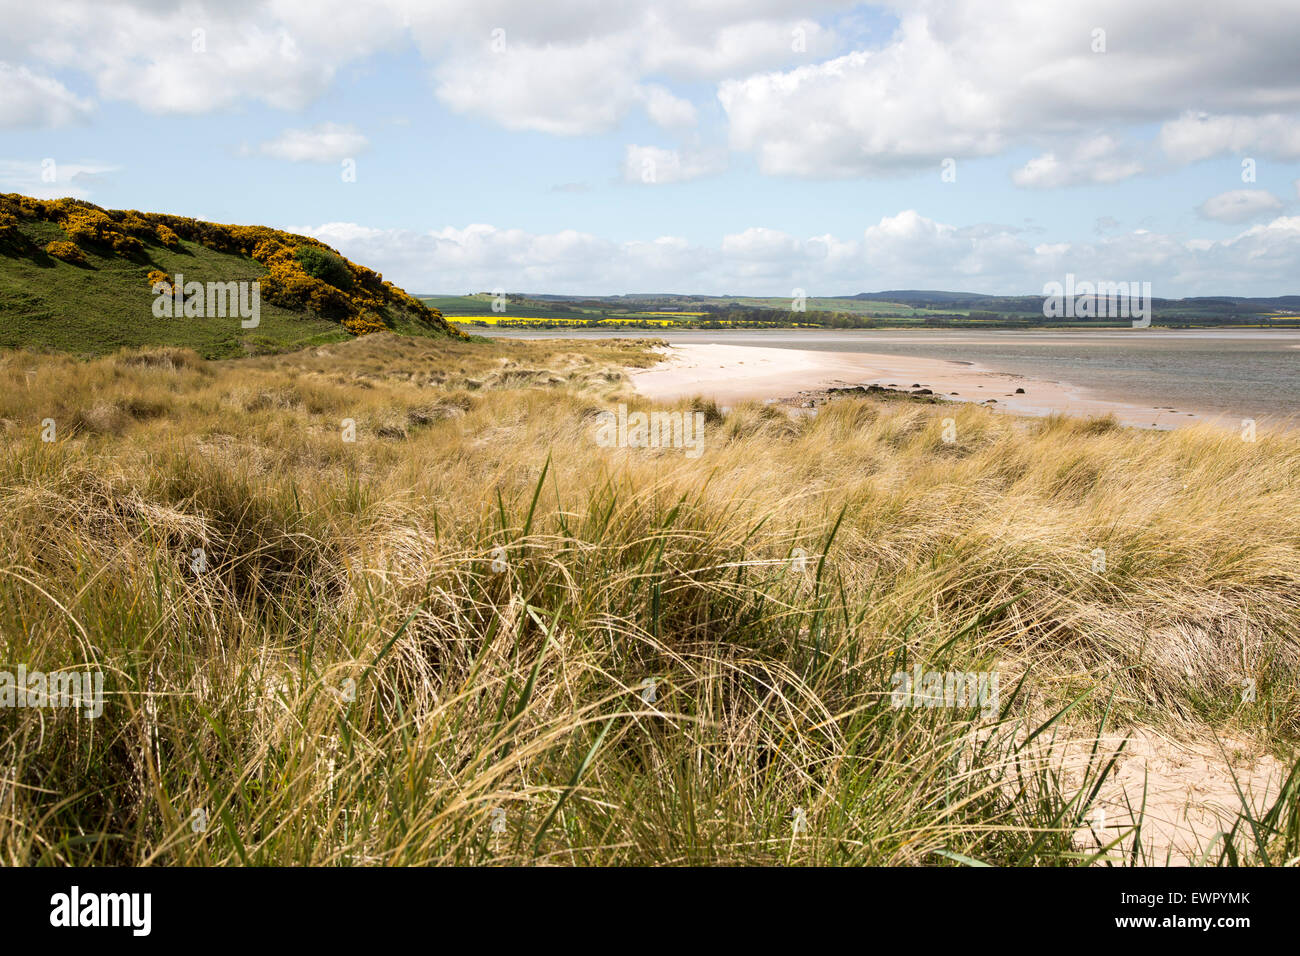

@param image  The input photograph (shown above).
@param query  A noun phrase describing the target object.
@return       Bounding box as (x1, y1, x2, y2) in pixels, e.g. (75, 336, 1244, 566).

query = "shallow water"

(478, 327, 1300, 425)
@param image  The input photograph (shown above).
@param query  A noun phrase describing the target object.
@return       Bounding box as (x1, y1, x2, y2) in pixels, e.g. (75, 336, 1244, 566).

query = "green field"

(420, 292, 943, 322)
(419, 291, 1300, 330)
(720, 296, 957, 316)
(419, 294, 589, 319)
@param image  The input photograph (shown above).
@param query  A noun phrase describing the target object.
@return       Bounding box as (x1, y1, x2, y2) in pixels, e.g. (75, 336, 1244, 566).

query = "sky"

(3, 0, 1300, 297)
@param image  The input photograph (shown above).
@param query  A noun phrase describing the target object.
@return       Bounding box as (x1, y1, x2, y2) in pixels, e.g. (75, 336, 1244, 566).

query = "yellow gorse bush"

(0, 210, 20, 243)
(44, 240, 86, 264)
(146, 268, 172, 293)
(48, 202, 146, 255)
(155, 223, 181, 248)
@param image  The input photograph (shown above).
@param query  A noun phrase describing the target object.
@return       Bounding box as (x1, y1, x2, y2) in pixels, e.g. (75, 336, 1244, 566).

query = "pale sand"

(630, 343, 1219, 429)
(1066, 729, 1288, 865)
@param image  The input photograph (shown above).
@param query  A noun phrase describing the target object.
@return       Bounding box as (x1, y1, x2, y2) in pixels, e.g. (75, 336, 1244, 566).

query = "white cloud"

(719, 29, 1007, 178)
(1177, 216, 1300, 290)
(0, 159, 118, 199)
(0, 1, 854, 137)
(0, 62, 91, 127)
(257, 123, 368, 162)
(292, 210, 1300, 298)
(1160, 112, 1300, 163)
(640, 16, 839, 78)
(635, 85, 697, 130)
(435, 40, 639, 135)
(623, 145, 727, 184)
(1012, 136, 1143, 188)
(9, 0, 1300, 183)
(3, 0, 396, 114)
(295, 220, 708, 293)
(719, 1, 1300, 178)
(1196, 189, 1284, 224)
(721, 227, 803, 259)
(421, 5, 850, 136)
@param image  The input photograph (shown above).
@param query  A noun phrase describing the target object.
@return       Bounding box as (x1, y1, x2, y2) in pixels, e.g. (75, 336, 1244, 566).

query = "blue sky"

(3, 0, 1300, 296)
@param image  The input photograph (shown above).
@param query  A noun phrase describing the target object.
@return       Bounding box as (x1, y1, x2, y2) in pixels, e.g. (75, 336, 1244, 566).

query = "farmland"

(419, 291, 1300, 330)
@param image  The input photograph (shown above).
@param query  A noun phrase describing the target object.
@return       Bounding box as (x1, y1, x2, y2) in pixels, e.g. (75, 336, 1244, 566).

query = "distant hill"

(0, 194, 463, 358)
(847, 290, 997, 305)
(430, 288, 1300, 315)
(843, 289, 1300, 314)
(419, 288, 1300, 329)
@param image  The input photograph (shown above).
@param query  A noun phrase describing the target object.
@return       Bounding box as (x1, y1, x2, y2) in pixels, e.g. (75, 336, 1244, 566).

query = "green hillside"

(419, 293, 588, 318)
(0, 194, 464, 358)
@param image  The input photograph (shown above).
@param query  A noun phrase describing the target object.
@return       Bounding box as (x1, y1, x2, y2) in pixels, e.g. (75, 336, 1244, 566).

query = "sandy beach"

(630, 343, 1218, 429)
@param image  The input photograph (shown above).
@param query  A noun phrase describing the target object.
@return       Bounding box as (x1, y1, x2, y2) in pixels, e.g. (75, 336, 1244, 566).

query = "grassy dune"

(0, 333, 1297, 865)
(0, 216, 345, 356)
(0, 194, 460, 357)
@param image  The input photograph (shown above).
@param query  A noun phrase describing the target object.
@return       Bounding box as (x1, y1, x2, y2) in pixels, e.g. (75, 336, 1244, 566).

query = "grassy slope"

(1, 208, 454, 359)
(0, 334, 1296, 865)
(420, 294, 591, 319)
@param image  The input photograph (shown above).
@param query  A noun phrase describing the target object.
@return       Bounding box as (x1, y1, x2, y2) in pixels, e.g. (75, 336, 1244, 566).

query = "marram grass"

(0, 333, 1296, 866)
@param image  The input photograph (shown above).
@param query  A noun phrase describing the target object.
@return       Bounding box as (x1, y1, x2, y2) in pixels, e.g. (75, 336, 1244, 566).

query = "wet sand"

(630, 343, 1220, 429)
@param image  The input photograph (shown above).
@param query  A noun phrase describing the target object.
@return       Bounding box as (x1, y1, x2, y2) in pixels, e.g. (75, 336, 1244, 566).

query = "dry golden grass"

(0, 332, 1296, 865)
